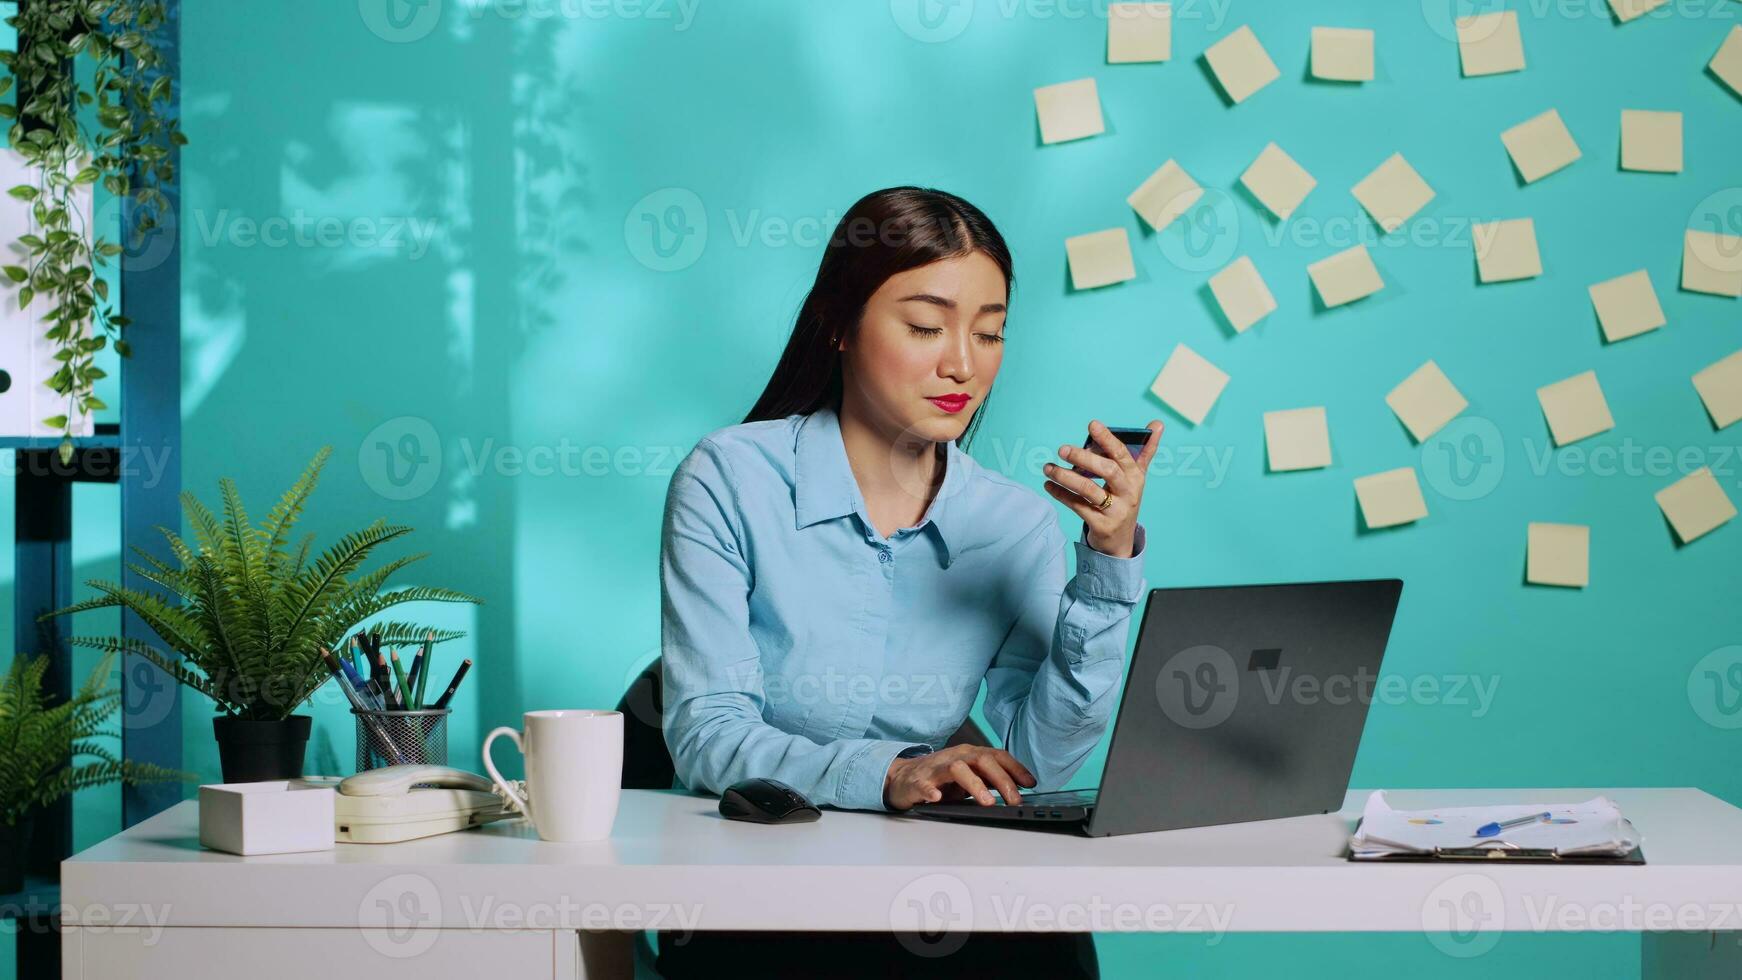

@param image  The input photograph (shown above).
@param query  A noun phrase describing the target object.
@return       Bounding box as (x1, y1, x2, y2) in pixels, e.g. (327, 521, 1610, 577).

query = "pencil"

(414, 631, 434, 709)
(390, 649, 411, 710)
(432, 658, 472, 710)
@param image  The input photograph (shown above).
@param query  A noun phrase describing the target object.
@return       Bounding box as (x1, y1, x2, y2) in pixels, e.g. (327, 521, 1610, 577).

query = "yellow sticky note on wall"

(1311, 27, 1374, 81)
(1621, 110, 1682, 173)
(1473, 218, 1543, 283)
(1355, 468, 1428, 529)
(1150, 343, 1229, 425)
(1386, 360, 1468, 443)
(1108, 3, 1171, 63)
(1208, 256, 1277, 333)
(1352, 153, 1435, 233)
(1035, 78, 1105, 145)
(1308, 245, 1384, 308)
(1240, 142, 1316, 220)
(1536, 371, 1615, 446)
(1065, 229, 1136, 290)
(1655, 468, 1737, 544)
(1128, 159, 1203, 232)
(1713, 26, 1742, 97)
(1204, 25, 1280, 104)
(1502, 109, 1581, 184)
(1693, 349, 1742, 430)
(1527, 523, 1590, 588)
(1457, 12, 1524, 77)
(1608, 0, 1668, 21)
(1264, 407, 1332, 472)
(1588, 269, 1665, 343)
(1683, 230, 1742, 298)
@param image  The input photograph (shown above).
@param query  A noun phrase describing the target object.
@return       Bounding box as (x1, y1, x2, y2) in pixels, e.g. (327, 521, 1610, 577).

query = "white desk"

(61, 787, 1742, 979)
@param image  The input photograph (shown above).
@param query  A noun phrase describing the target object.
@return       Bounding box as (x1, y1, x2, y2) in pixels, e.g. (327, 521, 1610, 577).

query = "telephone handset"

(327, 764, 529, 844)
(339, 764, 496, 797)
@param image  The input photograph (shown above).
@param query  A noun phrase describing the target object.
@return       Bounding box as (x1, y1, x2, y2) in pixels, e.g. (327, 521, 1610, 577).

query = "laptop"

(905, 579, 1404, 837)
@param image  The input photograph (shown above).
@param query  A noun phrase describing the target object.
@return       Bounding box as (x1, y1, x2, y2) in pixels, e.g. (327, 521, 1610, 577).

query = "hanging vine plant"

(1, 0, 184, 462)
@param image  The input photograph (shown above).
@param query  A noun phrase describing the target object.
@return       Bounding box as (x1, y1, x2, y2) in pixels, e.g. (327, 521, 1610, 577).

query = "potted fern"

(42, 447, 481, 782)
(0, 650, 185, 893)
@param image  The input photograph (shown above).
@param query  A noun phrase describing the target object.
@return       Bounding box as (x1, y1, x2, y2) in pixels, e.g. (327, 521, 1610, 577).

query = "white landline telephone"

(301, 765, 531, 844)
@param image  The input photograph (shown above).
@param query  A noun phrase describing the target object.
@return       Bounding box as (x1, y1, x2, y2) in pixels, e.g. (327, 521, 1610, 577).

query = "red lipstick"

(927, 394, 970, 414)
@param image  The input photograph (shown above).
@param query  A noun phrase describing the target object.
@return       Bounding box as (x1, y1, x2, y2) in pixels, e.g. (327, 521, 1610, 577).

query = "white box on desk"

(198, 781, 336, 855)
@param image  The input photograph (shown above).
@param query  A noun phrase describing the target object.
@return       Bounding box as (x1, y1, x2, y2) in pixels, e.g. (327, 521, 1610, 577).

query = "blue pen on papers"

(1476, 811, 1551, 838)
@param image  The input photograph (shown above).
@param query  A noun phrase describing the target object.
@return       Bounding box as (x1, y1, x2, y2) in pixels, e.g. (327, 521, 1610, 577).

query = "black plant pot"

(213, 715, 312, 783)
(0, 816, 30, 894)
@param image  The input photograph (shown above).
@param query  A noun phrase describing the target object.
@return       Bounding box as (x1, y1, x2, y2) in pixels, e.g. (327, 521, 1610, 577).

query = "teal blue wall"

(5, 0, 1741, 975)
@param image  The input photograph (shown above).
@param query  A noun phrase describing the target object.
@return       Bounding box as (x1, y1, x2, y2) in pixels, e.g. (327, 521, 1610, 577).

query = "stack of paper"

(1350, 791, 1641, 859)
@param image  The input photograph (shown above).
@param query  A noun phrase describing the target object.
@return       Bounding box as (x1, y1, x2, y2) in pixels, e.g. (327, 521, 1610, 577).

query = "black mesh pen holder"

(354, 708, 451, 771)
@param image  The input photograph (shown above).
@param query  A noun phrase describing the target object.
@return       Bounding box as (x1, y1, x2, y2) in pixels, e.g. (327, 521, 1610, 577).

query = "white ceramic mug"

(483, 709, 623, 842)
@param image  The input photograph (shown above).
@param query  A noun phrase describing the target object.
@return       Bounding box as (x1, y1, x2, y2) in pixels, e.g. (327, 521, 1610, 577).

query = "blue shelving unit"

(6, 0, 181, 972)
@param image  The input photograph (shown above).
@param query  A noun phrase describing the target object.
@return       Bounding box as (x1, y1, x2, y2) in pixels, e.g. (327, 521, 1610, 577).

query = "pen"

(432, 658, 472, 710)
(1475, 811, 1551, 838)
(337, 652, 368, 694)
(349, 635, 367, 680)
(321, 647, 403, 765)
(377, 653, 402, 710)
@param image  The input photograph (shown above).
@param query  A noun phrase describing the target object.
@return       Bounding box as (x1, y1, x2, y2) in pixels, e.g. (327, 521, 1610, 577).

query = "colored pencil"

(432, 658, 472, 710)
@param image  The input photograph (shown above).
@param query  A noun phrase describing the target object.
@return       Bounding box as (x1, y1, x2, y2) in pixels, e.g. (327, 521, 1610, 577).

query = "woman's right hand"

(883, 745, 1037, 810)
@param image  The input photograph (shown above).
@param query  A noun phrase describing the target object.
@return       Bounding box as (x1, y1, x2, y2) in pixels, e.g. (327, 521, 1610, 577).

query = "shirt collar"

(793, 405, 970, 568)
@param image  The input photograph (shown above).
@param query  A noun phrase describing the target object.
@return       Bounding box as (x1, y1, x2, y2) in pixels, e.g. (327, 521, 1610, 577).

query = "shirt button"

(878, 550, 891, 563)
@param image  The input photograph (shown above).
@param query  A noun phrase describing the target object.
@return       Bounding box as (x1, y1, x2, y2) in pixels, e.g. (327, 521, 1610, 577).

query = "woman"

(656, 186, 1161, 978)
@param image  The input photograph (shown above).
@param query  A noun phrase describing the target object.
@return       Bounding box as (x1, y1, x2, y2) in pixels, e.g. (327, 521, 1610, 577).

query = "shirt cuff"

(1072, 522, 1148, 602)
(841, 739, 932, 812)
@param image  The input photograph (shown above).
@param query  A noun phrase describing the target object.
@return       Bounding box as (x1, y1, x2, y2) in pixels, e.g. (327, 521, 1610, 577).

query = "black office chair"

(613, 658, 1097, 980)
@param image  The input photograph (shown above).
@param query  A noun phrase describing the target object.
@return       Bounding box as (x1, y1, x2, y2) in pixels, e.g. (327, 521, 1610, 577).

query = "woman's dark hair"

(741, 186, 1014, 449)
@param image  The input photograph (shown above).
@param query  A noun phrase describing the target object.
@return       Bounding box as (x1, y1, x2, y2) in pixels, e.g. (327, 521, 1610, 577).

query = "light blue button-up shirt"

(659, 405, 1148, 812)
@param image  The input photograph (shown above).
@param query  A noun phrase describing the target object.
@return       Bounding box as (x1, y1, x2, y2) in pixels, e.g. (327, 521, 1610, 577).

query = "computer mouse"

(719, 777, 822, 824)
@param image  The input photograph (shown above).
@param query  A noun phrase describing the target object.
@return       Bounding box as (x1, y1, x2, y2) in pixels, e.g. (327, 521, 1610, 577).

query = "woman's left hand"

(1041, 419, 1163, 559)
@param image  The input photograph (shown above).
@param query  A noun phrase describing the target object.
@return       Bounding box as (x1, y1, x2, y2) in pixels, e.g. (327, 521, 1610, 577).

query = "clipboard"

(1347, 840, 1646, 865)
